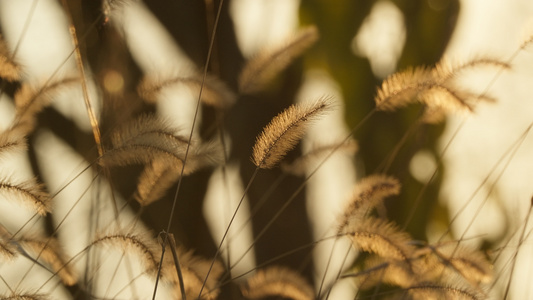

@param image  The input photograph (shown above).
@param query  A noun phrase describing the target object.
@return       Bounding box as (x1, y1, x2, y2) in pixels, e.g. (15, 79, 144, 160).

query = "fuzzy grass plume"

(239, 26, 319, 94)
(241, 266, 314, 300)
(0, 34, 21, 81)
(252, 97, 331, 169)
(375, 58, 509, 123)
(0, 178, 51, 216)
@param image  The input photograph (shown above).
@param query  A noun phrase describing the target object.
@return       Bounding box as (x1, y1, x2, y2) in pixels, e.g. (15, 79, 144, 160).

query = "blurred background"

(1, 0, 533, 299)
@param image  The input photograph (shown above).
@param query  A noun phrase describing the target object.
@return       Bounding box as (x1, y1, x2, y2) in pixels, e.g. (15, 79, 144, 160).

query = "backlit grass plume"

(134, 157, 181, 207)
(252, 97, 331, 169)
(337, 174, 401, 233)
(138, 73, 236, 109)
(0, 129, 26, 158)
(0, 293, 48, 300)
(345, 217, 416, 263)
(0, 240, 16, 261)
(0, 177, 51, 216)
(375, 58, 509, 123)
(91, 232, 161, 276)
(100, 114, 221, 174)
(13, 78, 79, 134)
(239, 25, 319, 94)
(405, 283, 483, 300)
(241, 266, 314, 300)
(424, 243, 493, 286)
(0, 34, 21, 81)
(355, 257, 419, 290)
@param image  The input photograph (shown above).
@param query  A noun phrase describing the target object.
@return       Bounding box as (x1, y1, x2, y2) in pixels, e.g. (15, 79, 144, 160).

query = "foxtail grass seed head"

(0, 293, 49, 300)
(239, 25, 319, 94)
(13, 78, 80, 135)
(338, 174, 401, 233)
(241, 266, 314, 300)
(0, 35, 21, 81)
(0, 178, 51, 216)
(0, 129, 27, 158)
(91, 232, 160, 275)
(346, 217, 416, 262)
(138, 74, 236, 109)
(430, 244, 493, 285)
(406, 283, 484, 300)
(0, 240, 16, 261)
(356, 257, 419, 290)
(375, 66, 433, 111)
(134, 158, 181, 206)
(375, 57, 508, 122)
(252, 97, 331, 169)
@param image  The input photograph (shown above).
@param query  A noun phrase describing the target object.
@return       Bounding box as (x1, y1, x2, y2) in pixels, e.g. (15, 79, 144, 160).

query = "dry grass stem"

(163, 246, 224, 300)
(252, 97, 330, 169)
(239, 26, 319, 94)
(241, 266, 314, 300)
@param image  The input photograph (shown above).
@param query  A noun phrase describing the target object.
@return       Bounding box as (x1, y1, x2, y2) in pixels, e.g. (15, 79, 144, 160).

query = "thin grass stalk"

(20, 174, 99, 294)
(439, 122, 533, 243)
(59, 0, 104, 158)
(102, 253, 126, 299)
(502, 199, 533, 299)
(489, 229, 533, 293)
(219, 173, 287, 260)
(322, 239, 353, 300)
(376, 114, 422, 174)
(163, 232, 187, 300)
(402, 116, 461, 230)
(216, 234, 340, 292)
(154, 1, 226, 299)
(316, 236, 339, 299)
(406, 37, 531, 233)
